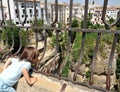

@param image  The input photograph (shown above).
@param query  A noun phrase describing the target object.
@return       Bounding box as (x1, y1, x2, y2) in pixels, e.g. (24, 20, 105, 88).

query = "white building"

(1, 0, 120, 26)
(88, 1, 120, 25)
(72, 3, 84, 20)
(91, 6, 103, 25)
(49, 2, 69, 26)
(40, 1, 51, 25)
(106, 6, 119, 20)
(14, 0, 41, 26)
(2, 0, 42, 26)
(48, 2, 84, 26)
(0, 5, 7, 23)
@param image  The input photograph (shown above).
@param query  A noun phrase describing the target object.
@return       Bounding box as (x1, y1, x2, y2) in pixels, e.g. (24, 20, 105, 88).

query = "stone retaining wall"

(0, 64, 103, 92)
(16, 73, 103, 92)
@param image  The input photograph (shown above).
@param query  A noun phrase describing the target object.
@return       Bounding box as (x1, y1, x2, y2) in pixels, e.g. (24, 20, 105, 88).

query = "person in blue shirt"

(0, 46, 39, 92)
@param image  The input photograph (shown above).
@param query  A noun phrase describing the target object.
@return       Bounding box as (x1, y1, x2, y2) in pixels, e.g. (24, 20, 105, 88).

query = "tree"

(2, 21, 27, 53)
(81, 19, 93, 28)
(71, 18, 80, 44)
(116, 22, 120, 30)
(108, 17, 115, 24)
(72, 18, 79, 28)
(31, 19, 44, 26)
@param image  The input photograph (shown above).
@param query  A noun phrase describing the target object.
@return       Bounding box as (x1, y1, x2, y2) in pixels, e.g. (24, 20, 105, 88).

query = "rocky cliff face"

(68, 45, 117, 90)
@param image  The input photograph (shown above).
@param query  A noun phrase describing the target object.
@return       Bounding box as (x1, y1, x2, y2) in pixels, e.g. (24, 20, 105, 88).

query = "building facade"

(14, 0, 41, 26)
(1, 0, 120, 27)
(89, 2, 120, 25)
(2, 0, 42, 26)
(0, 5, 7, 23)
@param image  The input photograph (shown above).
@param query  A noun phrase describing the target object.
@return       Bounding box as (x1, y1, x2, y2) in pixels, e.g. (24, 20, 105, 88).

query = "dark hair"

(19, 46, 39, 63)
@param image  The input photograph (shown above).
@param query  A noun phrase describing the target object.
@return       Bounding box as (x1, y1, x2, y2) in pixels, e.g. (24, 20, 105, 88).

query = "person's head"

(19, 46, 39, 64)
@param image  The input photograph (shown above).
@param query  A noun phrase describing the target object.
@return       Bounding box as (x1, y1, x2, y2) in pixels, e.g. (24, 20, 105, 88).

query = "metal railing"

(0, 0, 120, 92)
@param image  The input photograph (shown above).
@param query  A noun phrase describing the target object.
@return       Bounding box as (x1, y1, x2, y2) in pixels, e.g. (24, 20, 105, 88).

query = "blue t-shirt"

(0, 58, 31, 86)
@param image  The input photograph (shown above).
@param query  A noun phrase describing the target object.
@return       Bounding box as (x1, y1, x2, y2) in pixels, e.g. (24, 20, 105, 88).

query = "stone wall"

(16, 73, 103, 92)
(0, 64, 103, 92)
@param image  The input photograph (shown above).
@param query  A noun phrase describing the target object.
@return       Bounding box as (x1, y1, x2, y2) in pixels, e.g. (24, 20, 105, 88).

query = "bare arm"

(3, 58, 12, 70)
(22, 68, 37, 86)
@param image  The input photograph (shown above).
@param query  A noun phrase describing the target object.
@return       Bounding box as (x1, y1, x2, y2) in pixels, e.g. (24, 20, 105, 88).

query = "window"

(21, 3, 24, 8)
(36, 9, 38, 13)
(35, 3, 38, 7)
(30, 3, 33, 8)
(41, 9, 43, 13)
(26, 3, 29, 8)
(23, 9, 25, 14)
(30, 21, 32, 23)
(16, 22, 19, 24)
(27, 21, 29, 23)
(29, 9, 32, 13)
(16, 15, 18, 18)
(15, 9, 18, 14)
(22, 15, 24, 18)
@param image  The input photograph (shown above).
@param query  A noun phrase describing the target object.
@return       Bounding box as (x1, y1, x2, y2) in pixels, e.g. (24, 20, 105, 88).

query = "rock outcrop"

(69, 45, 117, 90)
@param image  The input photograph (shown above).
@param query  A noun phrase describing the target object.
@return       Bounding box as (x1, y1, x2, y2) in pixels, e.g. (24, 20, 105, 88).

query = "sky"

(49, 0, 120, 6)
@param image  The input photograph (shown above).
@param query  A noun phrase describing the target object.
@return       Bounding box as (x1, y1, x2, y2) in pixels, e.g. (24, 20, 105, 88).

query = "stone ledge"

(0, 64, 103, 92)
(16, 73, 103, 92)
